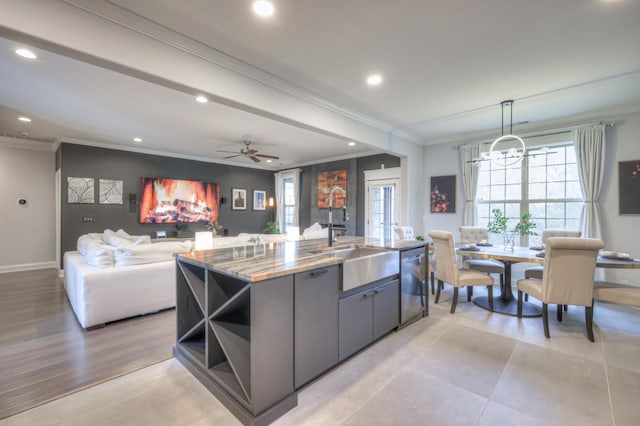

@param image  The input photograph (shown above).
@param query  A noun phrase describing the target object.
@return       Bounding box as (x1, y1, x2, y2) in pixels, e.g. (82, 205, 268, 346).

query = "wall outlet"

(82, 216, 94, 223)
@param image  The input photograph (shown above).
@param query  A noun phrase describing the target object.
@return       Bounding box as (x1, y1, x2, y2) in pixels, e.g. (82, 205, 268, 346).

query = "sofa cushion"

(114, 240, 192, 266)
(103, 229, 151, 246)
(115, 229, 152, 244)
(107, 235, 151, 248)
(83, 242, 116, 268)
(302, 229, 328, 240)
(302, 222, 328, 240)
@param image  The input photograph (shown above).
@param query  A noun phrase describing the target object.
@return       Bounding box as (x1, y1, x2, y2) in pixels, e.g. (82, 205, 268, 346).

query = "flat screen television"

(139, 177, 219, 224)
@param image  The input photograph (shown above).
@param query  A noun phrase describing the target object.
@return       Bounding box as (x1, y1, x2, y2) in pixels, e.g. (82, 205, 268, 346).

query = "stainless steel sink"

(327, 247, 399, 291)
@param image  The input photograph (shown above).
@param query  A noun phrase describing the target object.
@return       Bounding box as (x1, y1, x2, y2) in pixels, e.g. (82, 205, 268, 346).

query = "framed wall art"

(317, 169, 347, 208)
(253, 190, 266, 210)
(430, 175, 456, 213)
(232, 188, 247, 210)
(67, 177, 95, 204)
(99, 179, 123, 204)
(619, 160, 640, 214)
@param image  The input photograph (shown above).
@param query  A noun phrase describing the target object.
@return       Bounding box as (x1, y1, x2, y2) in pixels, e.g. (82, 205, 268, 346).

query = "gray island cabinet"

(173, 237, 425, 425)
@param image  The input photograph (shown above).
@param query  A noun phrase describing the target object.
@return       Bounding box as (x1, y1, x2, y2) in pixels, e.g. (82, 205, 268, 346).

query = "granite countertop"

(176, 236, 425, 282)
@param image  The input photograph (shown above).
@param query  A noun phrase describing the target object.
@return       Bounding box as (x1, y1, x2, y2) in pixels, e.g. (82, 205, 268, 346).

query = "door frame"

(364, 167, 402, 238)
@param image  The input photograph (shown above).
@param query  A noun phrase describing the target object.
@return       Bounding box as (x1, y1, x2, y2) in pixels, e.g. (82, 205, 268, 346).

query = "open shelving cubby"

(208, 271, 252, 405)
(176, 261, 207, 365)
(174, 258, 296, 423)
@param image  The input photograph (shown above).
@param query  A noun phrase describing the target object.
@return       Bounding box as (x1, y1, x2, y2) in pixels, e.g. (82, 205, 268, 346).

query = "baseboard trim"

(0, 261, 57, 274)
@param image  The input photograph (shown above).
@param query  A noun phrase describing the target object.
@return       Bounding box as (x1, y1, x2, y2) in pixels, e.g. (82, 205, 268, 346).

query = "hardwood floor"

(0, 268, 176, 420)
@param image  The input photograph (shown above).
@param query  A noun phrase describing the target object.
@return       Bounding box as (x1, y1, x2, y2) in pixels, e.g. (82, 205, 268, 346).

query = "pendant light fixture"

(488, 100, 526, 166)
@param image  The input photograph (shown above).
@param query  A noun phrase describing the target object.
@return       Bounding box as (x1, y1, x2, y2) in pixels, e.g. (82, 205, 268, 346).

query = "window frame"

(282, 177, 295, 232)
(476, 142, 583, 246)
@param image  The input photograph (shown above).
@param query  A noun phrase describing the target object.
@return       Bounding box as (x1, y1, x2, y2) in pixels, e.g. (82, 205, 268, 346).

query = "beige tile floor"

(2, 286, 640, 426)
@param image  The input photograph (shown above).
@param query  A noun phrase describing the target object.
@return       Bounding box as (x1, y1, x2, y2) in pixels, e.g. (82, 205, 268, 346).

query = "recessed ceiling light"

(15, 48, 37, 59)
(196, 95, 208, 103)
(366, 74, 383, 86)
(18, 116, 32, 122)
(133, 137, 142, 142)
(252, 0, 274, 17)
(266, 159, 273, 163)
(348, 142, 356, 146)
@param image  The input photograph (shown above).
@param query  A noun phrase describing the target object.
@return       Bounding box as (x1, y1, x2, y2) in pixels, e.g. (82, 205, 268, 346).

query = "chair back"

(396, 226, 416, 240)
(541, 230, 581, 243)
(428, 230, 458, 284)
(542, 237, 604, 306)
(459, 226, 489, 244)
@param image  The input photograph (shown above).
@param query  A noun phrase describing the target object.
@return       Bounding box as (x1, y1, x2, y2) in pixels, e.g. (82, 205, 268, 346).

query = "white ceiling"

(1, 0, 640, 167)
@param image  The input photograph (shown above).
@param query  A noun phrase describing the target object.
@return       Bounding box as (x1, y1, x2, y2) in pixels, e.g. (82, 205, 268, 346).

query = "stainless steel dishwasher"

(399, 246, 427, 327)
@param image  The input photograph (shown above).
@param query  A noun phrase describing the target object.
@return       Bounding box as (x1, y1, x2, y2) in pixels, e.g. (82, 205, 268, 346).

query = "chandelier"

(475, 100, 525, 166)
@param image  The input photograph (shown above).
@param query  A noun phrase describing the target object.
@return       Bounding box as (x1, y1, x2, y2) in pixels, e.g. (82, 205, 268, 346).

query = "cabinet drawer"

(338, 290, 374, 361)
(294, 266, 339, 388)
(373, 279, 400, 340)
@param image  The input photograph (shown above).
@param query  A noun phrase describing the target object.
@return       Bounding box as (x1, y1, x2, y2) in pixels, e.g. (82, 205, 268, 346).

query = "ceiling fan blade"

(217, 150, 240, 154)
(249, 156, 261, 163)
(256, 154, 279, 160)
(223, 154, 241, 159)
(246, 148, 258, 155)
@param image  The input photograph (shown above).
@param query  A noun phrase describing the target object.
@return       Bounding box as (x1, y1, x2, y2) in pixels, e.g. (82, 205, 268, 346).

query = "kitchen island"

(173, 237, 425, 425)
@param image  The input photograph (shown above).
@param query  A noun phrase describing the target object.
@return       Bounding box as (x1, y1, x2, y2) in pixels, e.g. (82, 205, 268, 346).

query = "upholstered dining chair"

(524, 230, 582, 280)
(395, 226, 416, 240)
(397, 226, 437, 294)
(459, 227, 505, 295)
(517, 237, 604, 341)
(593, 281, 640, 307)
(428, 230, 494, 313)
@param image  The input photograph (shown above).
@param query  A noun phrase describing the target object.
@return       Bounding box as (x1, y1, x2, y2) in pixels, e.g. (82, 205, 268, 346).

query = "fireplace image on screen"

(139, 177, 220, 223)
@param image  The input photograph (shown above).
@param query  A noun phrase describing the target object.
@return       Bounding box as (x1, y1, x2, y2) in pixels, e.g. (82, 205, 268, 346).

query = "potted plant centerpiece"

(487, 209, 537, 251)
(263, 220, 280, 234)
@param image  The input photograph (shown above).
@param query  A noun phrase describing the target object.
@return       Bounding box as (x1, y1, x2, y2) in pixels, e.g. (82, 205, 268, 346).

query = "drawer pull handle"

(310, 269, 328, 277)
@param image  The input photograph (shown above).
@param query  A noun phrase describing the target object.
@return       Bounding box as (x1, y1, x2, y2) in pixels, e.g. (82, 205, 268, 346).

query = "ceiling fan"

(216, 140, 279, 163)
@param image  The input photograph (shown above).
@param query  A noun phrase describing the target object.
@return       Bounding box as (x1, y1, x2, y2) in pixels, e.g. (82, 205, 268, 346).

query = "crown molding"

(0, 136, 56, 152)
(422, 103, 640, 147)
(58, 137, 273, 170)
(61, 0, 420, 144)
(59, 137, 384, 172)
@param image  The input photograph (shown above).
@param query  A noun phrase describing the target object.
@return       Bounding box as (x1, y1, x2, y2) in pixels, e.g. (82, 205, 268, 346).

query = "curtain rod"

(454, 121, 615, 149)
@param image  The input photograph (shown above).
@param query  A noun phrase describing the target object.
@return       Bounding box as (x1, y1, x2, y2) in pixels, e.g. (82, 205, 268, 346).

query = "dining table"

(456, 244, 640, 317)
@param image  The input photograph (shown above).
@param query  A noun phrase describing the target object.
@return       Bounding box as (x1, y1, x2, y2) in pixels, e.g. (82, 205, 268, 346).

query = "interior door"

(366, 178, 400, 239)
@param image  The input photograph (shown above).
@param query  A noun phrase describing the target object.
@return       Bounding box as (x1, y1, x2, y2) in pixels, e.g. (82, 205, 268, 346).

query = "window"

(275, 168, 300, 233)
(476, 143, 582, 245)
(283, 177, 295, 232)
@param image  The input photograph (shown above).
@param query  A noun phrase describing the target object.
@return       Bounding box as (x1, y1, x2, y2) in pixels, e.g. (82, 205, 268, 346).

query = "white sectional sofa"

(64, 229, 193, 329)
(63, 229, 294, 329)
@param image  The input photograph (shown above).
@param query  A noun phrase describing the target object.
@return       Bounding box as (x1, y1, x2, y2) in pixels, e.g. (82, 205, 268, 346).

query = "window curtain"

(459, 144, 481, 225)
(274, 171, 284, 231)
(573, 124, 606, 239)
(290, 168, 301, 227)
(274, 168, 301, 231)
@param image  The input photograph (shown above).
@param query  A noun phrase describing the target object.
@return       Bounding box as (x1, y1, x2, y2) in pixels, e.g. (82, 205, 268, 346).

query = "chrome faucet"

(328, 186, 348, 247)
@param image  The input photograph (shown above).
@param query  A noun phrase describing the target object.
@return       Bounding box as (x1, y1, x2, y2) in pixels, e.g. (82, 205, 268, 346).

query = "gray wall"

(0, 145, 55, 271)
(59, 143, 275, 257)
(297, 154, 401, 235)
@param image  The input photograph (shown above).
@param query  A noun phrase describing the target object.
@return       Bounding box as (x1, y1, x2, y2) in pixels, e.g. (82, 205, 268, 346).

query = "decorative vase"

(503, 231, 515, 251)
